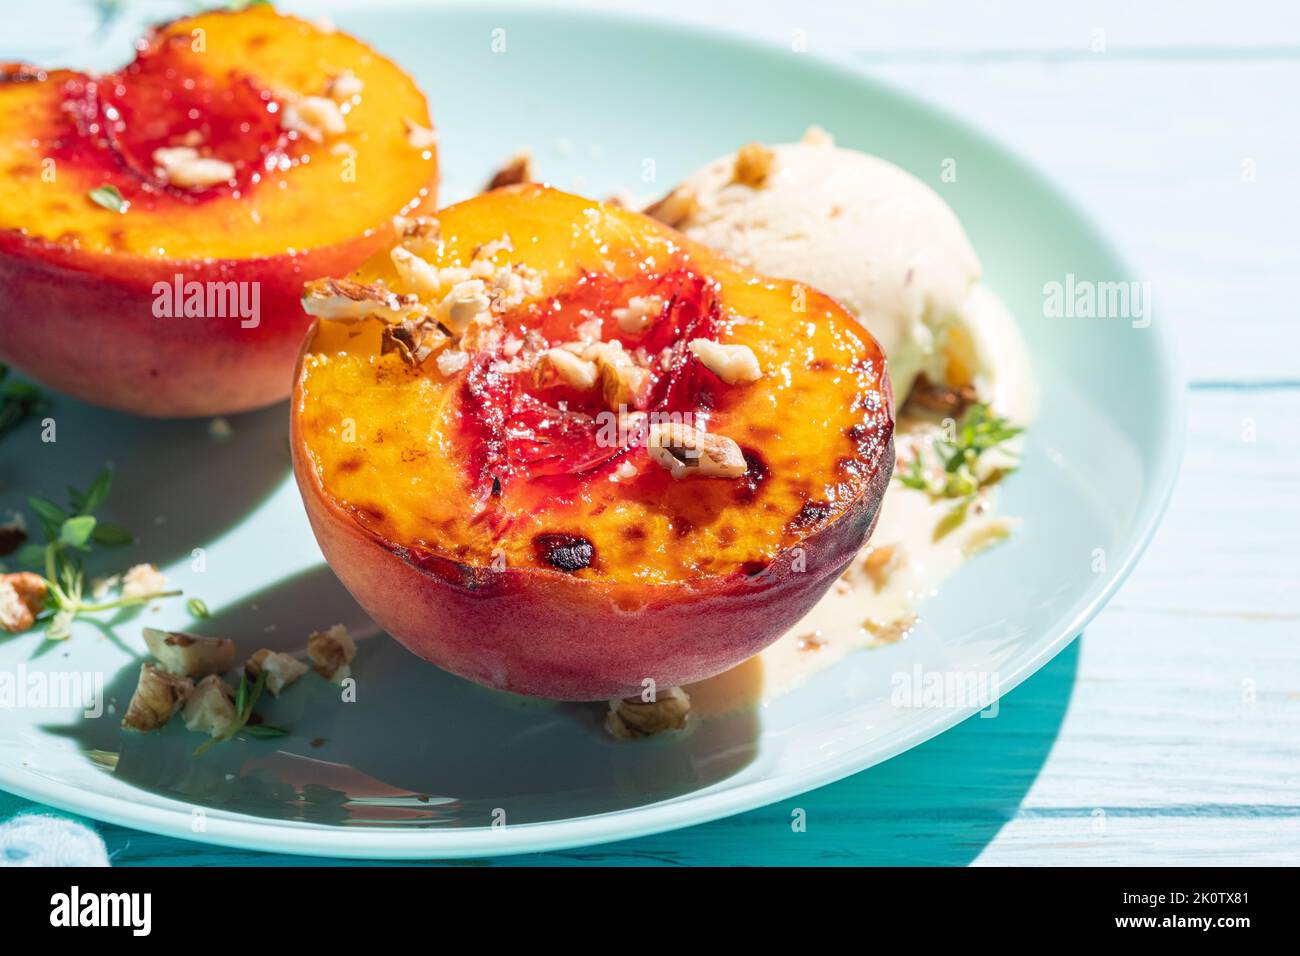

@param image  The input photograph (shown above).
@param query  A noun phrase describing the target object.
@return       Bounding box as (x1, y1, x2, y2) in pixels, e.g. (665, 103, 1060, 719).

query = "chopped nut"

(143, 627, 236, 679)
(534, 348, 598, 391)
(484, 151, 534, 191)
(208, 416, 233, 440)
(0, 511, 26, 557)
(121, 563, 168, 600)
(151, 146, 236, 188)
(801, 124, 834, 147)
(688, 338, 762, 384)
(245, 649, 309, 697)
(485, 261, 542, 313)
(906, 373, 978, 416)
(282, 95, 347, 142)
(864, 614, 918, 646)
(733, 142, 775, 187)
(646, 421, 747, 479)
(585, 341, 650, 409)
(605, 687, 691, 739)
(612, 295, 664, 335)
(182, 674, 238, 737)
(643, 186, 699, 228)
(404, 117, 438, 150)
(435, 349, 469, 376)
(122, 663, 193, 732)
(302, 277, 403, 322)
(389, 245, 443, 298)
(435, 279, 491, 335)
(861, 543, 904, 592)
(0, 572, 46, 633)
(796, 631, 827, 652)
(392, 214, 441, 257)
(473, 235, 514, 260)
(308, 624, 357, 683)
(382, 316, 449, 366)
(326, 69, 364, 101)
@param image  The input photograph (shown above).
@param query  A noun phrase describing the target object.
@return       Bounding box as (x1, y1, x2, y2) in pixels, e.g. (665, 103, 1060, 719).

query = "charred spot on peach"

(290, 186, 894, 699)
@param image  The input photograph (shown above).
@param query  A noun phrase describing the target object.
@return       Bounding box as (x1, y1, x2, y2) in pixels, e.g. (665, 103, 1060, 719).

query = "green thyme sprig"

(87, 184, 127, 214)
(0, 364, 47, 439)
(17, 468, 179, 640)
(194, 670, 288, 757)
(895, 402, 1023, 540)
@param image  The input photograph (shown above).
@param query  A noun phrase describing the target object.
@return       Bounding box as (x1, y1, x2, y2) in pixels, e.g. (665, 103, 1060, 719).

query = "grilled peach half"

(291, 185, 894, 700)
(0, 6, 437, 417)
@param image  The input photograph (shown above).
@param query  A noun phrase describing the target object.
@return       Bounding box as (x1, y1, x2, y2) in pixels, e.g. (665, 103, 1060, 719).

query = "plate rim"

(0, 0, 1187, 860)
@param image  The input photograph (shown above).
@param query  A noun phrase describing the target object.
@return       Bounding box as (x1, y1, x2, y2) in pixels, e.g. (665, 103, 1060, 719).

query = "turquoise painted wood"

(3, 0, 1297, 865)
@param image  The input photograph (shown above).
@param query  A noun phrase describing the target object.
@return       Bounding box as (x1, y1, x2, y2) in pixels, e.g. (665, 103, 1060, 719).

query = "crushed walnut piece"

(245, 649, 309, 698)
(688, 338, 762, 384)
(404, 117, 438, 150)
(382, 316, 450, 367)
(435, 279, 492, 335)
(801, 124, 834, 147)
(796, 631, 827, 652)
(143, 627, 236, 680)
(733, 142, 775, 187)
(182, 674, 238, 738)
(612, 295, 664, 335)
(326, 69, 364, 102)
(435, 349, 469, 377)
(308, 624, 356, 683)
(643, 186, 699, 228)
(122, 663, 193, 732)
(302, 277, 405, 322)
(583, 341, 650, 409)
(0, 572, 47, 633)
(906, 373, 978, 417)
(390, 246, 443, 298)
(864, 614, 918, 646)
(646, 421, 747, 479)
(282, 95, 347, 143)
(484, 151, 534, 191)
(860, 543, 905, 592)
(534, 347, 598, 391)
(121, 563, 168, 600)
(605, 686, 691, 739)
(151, 146, 235, 189)
(393, 215, 441, 257)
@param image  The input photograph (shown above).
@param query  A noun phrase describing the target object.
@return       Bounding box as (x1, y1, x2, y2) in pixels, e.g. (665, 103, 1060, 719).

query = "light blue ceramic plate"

(0, 1, 1183, 859)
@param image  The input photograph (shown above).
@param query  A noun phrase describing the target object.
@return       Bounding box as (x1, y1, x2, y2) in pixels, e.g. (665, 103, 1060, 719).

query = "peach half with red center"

(292, 184, 894, 700)
(0, 6, 437, 416)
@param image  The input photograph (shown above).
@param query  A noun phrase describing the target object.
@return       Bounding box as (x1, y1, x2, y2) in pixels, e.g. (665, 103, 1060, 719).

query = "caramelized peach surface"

(292, 186, 894, 698)
(0, 6, 437, 416)
(0, 7, 433, 258)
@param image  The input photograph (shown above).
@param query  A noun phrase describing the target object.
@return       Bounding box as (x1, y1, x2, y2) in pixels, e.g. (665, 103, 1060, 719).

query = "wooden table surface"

(3, 0, 1297, 865)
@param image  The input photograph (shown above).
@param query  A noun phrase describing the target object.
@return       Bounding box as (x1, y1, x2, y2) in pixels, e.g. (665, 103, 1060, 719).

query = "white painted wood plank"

(970, 388, 1300, 863)
(13, 0, 1300, 61)
(544, 0, 1300, 53)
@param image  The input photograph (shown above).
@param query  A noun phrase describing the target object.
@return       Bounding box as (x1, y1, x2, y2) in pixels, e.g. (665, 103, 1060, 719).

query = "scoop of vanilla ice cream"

(650, 129, 985, 402)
